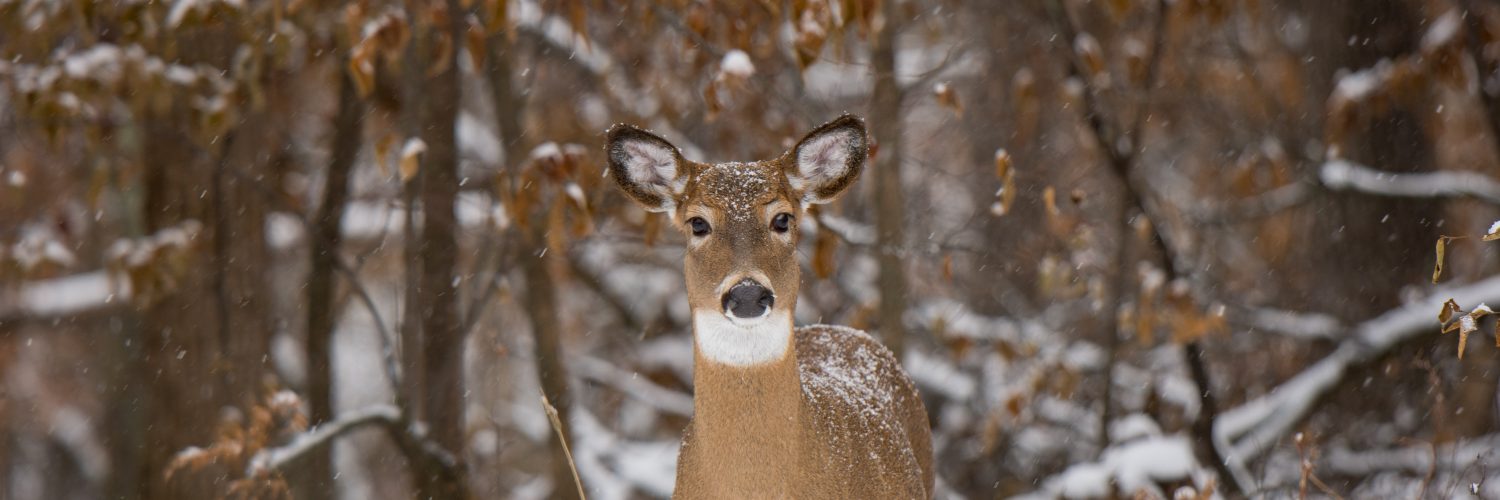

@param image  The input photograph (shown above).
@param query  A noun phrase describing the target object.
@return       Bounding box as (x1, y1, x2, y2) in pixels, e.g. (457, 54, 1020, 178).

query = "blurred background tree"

(4, 0, 1500, 498)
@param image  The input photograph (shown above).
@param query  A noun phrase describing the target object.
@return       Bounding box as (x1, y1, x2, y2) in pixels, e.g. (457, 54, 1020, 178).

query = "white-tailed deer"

(605, 115, 934, 498)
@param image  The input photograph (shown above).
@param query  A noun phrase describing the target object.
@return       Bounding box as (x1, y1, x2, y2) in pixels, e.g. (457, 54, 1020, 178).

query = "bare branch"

(333, 262, 404, 397)
(574, 355, 694, 418)
(812, 212, 987, 255)
(898, 44, 969, 98)
(514, 6, 705, 159)
(1194, 182, 1318, 224)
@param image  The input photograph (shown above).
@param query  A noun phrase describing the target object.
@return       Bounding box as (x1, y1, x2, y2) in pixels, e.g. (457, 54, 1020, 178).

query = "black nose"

(722, 281, 774, 319)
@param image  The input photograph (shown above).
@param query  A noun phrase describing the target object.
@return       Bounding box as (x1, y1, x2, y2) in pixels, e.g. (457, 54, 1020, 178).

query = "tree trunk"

(870, 0, 908, 358)
(396, 2, 472, 497)
(522, 233, 580, 499)
(302, 65, 365, 500)
(138, 114, 274, 500)
(486, 20, 580, 500)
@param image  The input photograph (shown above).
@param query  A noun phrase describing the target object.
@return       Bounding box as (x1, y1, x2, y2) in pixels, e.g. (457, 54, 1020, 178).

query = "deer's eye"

(687, 217, 712, 237)
(771, 213, 793, 233)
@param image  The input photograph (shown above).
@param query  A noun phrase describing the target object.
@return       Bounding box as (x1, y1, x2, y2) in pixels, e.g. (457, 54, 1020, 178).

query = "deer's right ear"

(606, 125, 689, 212)
(787, 114, 868, 204)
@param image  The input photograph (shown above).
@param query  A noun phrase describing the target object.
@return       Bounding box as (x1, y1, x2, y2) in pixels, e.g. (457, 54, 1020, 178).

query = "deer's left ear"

(786, 114, 868, 204)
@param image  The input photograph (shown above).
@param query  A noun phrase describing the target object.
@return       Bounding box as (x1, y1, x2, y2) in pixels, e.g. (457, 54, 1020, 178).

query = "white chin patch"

(693, 311, 792, 367)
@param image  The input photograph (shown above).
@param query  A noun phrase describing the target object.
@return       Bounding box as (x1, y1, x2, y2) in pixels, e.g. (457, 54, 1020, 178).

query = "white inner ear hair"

(791, 130, 854, 201)
(693, 311, 793, 367)
(622, 139, 687, 202)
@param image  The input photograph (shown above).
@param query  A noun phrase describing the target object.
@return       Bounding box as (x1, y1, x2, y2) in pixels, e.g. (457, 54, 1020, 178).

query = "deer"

(604, 115, 934, 498)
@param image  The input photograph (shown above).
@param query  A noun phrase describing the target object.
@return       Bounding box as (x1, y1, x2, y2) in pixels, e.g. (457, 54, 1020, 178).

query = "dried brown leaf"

(1433, 236, 1447, 283)
(933, 82, 962, 117)
(484, 0, 509, 32)
(1042, 186, 1060, 217)
(1440, 298, 1461, 324)
(546, 201, 568, 255)
(427, 32, 454, 77)
(1005, 393, 1025, 418)
(348, 40, 377, 98)
(990, 150, 1016, 217)
(1074, 33, 1105, 77)
(466, 17, 487, 70)
(1459, 315, 1477, 359)
(1484, 221, 1500, 241)
(994, 148, 1012, 179)
(399, 138, 426, 183)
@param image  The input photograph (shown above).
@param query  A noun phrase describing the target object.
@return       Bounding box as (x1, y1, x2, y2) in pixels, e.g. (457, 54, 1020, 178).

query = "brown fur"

(675, 326, 934, 499)
(605, 115, 933, 499)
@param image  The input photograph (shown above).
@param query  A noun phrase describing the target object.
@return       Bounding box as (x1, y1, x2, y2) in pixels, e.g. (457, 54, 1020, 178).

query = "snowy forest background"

(3, 0, 1500, 498)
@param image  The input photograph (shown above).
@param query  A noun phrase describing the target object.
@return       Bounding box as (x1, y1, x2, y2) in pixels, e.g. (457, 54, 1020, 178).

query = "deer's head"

(606, 115, 867, 365)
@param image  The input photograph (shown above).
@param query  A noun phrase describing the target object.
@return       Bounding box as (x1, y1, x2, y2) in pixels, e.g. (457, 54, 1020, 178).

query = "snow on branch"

(1214, 274, 1500, 486)
(0, 271, 123, 324)
(1320, 159, 1500, 204)
(1241, 307, 1344, 341)
(246, 404, 401, 475)
(243, 402, 461, 483)
(1322, 434, 1500, 478)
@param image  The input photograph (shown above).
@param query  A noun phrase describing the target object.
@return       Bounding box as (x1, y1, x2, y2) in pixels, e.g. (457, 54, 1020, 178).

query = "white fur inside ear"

(693, 311, 793, 366)
(619, 138, 687, 201)
(791, 129, 855, 202)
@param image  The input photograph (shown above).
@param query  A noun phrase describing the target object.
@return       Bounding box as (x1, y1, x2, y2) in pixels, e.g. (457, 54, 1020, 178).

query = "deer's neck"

(686, 312, 806, 490)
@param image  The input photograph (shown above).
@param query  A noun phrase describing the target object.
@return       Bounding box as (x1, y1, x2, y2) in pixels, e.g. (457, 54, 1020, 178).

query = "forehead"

(690, 161, 786, 216)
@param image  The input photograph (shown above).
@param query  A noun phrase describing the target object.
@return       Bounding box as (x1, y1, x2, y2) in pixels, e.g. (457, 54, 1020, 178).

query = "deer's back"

(794, 324, 934, 499)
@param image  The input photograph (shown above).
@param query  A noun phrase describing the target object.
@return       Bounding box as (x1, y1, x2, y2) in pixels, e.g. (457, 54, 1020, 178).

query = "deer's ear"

(786, 114, 867, 204)
(606, 125, 689, 212)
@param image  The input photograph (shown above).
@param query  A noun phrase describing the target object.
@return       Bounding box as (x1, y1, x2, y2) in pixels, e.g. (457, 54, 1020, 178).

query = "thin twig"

(542, 393, 588, 500)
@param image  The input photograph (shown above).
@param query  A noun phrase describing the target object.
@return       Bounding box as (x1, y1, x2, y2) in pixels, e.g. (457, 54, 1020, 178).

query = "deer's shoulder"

(793, 324, 915, 416)
(792, 325, 927, 496)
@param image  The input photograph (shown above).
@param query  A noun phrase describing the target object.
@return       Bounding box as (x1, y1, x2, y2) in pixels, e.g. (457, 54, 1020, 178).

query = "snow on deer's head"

(606, 115, 868, 365)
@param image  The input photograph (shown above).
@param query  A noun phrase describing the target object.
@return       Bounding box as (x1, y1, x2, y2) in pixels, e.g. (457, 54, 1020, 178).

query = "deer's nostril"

(722, 281, 774, 319)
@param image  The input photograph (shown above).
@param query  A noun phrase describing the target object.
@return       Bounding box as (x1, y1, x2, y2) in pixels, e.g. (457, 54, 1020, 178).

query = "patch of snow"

(1109, 414, 1162, 443)
(1421, 11, 1461, 52)
(571, 408, 679, 500)
(400, 137, 427, 163)
(1331, 61, 1392, 104)
(264, 212, 304, 250)
(1028, 435, 1204, 499)
(15, 271, 118, 318)
(1061, 341, 1105, 370)
(719, 50, 755, 78)
(12, 224, 76, 270)
(1157, 374, 1201, 418)
(457, 112, 502, 166)
(904, 348, 977, 400)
